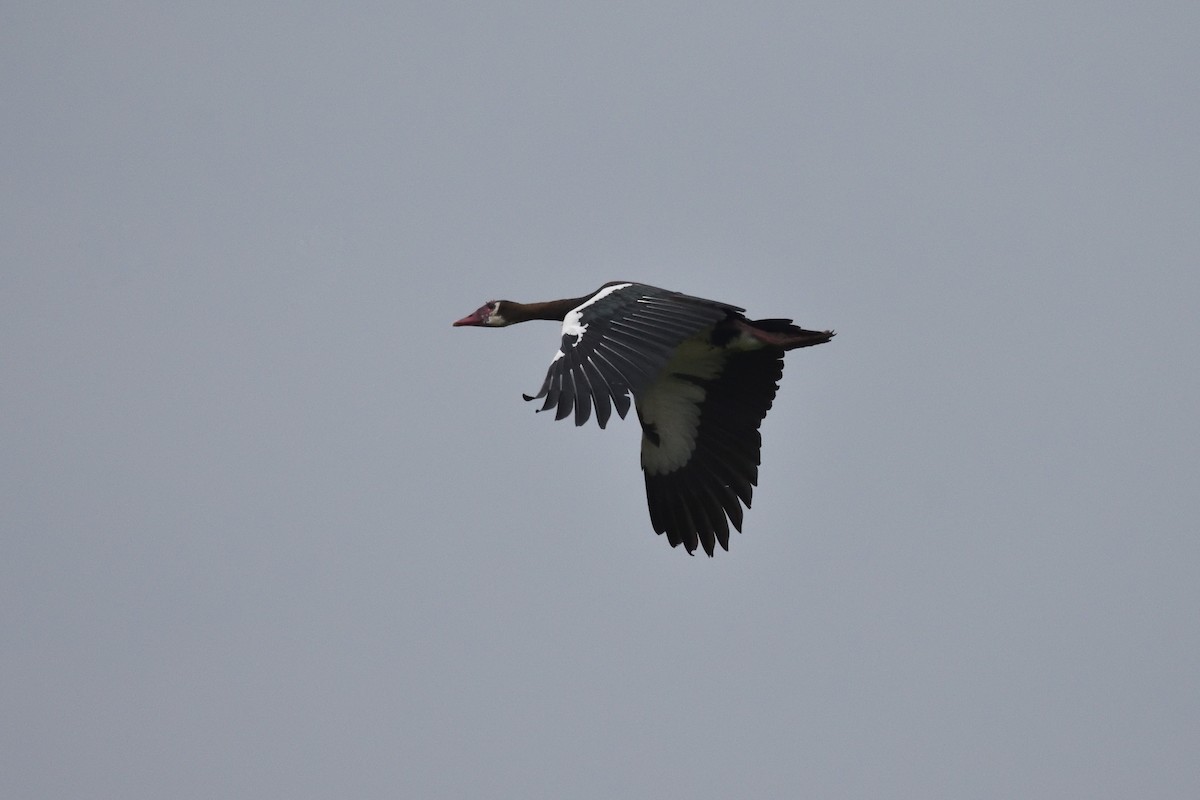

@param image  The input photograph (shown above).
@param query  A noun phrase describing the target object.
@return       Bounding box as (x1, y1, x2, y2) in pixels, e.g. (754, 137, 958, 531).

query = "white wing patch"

(638, 335, 726, 475)
(553, 282, 633, 361)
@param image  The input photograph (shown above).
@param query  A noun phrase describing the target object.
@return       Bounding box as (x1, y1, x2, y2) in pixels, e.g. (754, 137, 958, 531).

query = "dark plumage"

(453, 281, 833, 555)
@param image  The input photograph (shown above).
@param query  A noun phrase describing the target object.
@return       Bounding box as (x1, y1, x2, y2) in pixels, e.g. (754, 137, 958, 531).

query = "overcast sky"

(4, 3, 1199, 798)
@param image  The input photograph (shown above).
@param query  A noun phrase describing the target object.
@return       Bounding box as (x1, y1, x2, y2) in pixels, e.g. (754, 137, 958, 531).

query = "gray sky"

(4, 3, 1199, 798)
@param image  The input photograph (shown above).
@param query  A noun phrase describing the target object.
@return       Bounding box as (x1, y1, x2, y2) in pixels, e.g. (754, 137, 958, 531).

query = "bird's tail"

(740, 318, 835, 350)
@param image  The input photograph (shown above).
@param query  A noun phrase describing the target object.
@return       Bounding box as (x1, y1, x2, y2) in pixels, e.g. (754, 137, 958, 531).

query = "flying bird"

(453, 281, 833, 556)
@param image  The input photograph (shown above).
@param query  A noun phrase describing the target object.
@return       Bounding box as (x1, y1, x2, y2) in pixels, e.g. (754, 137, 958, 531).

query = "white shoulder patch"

(559, 282, 633, 348)
(637, 335, 725, 475)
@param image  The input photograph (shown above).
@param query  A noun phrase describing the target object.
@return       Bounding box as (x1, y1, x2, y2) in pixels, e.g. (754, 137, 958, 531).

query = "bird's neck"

(503, 296, 589, 323)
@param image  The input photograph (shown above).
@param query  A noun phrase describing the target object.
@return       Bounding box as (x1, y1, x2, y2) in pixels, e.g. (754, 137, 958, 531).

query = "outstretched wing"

(640, 347, 785, 556)
(524, 282, 741, 428)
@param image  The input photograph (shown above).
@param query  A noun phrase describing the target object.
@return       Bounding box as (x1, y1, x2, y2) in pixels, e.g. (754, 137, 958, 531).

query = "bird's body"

(454, 281, 832, 556)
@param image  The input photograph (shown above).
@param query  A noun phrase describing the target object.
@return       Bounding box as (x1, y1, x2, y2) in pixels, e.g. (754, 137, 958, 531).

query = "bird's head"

(452, 300, 512, 328)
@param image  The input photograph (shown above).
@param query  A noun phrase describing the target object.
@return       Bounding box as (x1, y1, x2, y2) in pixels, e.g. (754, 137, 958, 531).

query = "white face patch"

(637, 335, 725, 475)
